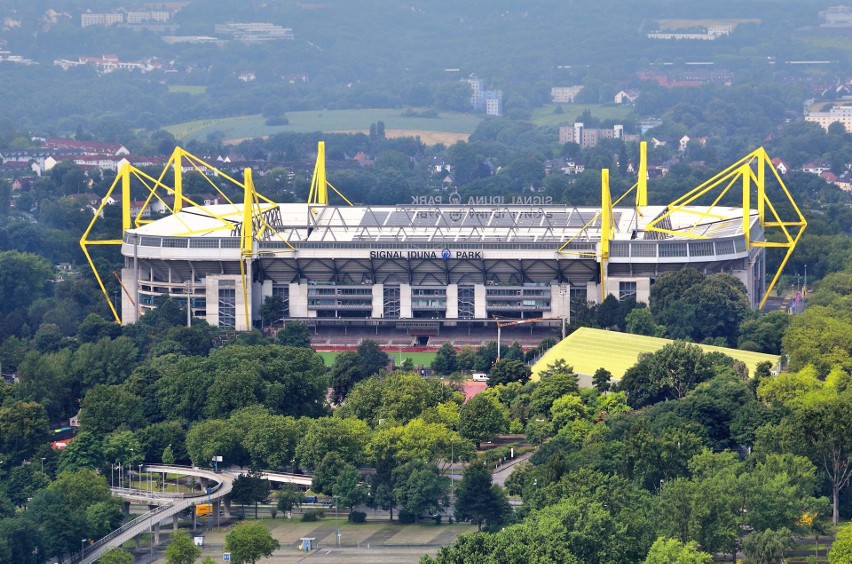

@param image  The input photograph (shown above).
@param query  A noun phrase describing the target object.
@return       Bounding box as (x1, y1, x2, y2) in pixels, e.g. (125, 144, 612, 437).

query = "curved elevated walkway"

(76, 465, 233, 564)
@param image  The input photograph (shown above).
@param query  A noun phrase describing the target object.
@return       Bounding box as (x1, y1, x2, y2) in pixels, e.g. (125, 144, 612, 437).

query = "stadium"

(81, 143, 806, 342)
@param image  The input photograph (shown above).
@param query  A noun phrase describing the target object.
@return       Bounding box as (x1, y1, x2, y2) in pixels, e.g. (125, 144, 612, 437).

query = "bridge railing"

(76, 502, 175, 563)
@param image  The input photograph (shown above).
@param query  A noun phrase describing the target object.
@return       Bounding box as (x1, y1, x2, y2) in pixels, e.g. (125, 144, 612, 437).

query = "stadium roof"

(531, 327, 781, 384)
(130, 203, 752, 244)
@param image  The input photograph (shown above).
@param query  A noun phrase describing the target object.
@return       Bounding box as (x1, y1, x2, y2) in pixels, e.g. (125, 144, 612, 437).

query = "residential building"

(805, 104, 852, 132)
(81, 12, 124, 27)
(551, 86, 584, 103)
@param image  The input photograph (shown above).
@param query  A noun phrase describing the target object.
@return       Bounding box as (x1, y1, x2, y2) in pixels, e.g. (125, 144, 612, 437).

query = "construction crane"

(495, 316, 564, 360)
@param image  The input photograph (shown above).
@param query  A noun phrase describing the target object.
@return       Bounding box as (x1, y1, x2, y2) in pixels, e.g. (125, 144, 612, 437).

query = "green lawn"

(165, 109, 482, 143)
(530, 104, 633, 127)
(319, 350, 436, 367)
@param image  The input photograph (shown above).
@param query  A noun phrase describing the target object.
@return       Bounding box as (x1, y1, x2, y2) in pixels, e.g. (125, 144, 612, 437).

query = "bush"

(398, 509, 416, 524)
(301, 510, 325, 522)
(348, 511, 366, 523)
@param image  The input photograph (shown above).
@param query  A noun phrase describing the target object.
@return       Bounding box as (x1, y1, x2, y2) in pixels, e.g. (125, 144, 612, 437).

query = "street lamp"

(138, 463, 143, 490)
(40, 457, 45, 473)
(450, 439, 454, 509)
(81, 538, 86, 558)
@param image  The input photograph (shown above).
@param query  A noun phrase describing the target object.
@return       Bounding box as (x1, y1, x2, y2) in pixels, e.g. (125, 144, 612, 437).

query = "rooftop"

(531, 327, 781, 382)
(128, 202, 753, 245)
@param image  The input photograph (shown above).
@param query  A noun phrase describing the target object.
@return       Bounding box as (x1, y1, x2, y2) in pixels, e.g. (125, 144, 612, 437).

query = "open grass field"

(799, 35, 852, 59)
(167, 85, 207, 95)
(529, 104, 633, 127)
(165, 109, 482, 144)
(318, 350, 436, 367)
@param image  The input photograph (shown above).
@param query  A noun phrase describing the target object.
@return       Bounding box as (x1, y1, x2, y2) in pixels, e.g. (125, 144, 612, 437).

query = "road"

(491, 451, 535, 487)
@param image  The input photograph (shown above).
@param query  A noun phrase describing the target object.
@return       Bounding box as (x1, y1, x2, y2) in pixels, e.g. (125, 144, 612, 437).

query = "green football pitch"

(318, 350, 436, 367)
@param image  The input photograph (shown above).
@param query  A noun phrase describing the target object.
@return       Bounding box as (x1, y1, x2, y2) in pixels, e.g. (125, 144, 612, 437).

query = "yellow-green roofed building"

(531, 327, 781, 386)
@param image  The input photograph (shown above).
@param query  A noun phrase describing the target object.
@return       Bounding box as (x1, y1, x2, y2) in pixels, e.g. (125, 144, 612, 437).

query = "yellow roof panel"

(531, 327, 780, 382)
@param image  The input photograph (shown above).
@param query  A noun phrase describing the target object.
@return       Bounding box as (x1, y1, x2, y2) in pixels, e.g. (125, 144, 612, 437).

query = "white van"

(472, 373, 489, 382)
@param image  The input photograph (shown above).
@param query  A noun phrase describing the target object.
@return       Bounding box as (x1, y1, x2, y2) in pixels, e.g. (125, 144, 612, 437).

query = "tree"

(276, 484, 305, 512)
(592, 367, 612, 393)
(85, 499, 125, 539)
(224, 521, 280, 564)
(357, 340, 390, 378)
(619, 342, 715, 408)
(311, 452, 348, 495)
(0, 251, 52, 317)
(627, 308, 665, 337)
(295, 417, 371, 470)
(0, 517, 43, 564)
(0, 401, 49, 464)
(454, 462, 511, 531)
(165, 530, 201, 564)
(488, 359, 531, 387)
(644, 537, 712, 563)
(275, 321, 311, 348)
(456, 345, 476, 372)
(242, 414, 301, 470)
(259, 295, 285, 328)
(432, 343, 457, 375)
(162, 444, 176, 465)
(529, 359, 579, 414)
(459, 394, 508, 449)
(790, 391, 852, 525)
(829, 522, 852, 563)
(230, 472, 271, 519)
(101, 431, 142, 477)
(329, 351, 364, 403)
(185, 419, 245, 468)
(79, 384, 147, 436)
(97, 548, 135, 564)
(333, 464, 366, 513)
(650, 269, 705, 323)
(392, 460, 450, 521)
(337, 372, 449, 427)
(57, 430, 104, 472)
(742, 528, 793, 564)
(474, 341, 498, 373)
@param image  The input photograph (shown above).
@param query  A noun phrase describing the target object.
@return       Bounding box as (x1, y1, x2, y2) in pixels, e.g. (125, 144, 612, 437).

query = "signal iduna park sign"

(369, 249, 482, 260)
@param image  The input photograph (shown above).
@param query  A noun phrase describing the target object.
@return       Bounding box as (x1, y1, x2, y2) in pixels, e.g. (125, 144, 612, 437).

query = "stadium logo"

(441, 248, 451, 259)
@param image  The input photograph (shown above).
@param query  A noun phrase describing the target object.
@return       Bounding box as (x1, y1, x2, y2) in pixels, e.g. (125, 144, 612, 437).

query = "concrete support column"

(474, 284, 487, 318)
(400, 284, 412, 318)
(587, 281, 600, 304)
(120, 268, 138, 323)
(445, 284, 458, 319)
(288, 282, 309, 317)
(636, 278, 651, 304)
(122, 501, 130, 516)
(154, 520, 161, 544)
(223, 497, 232, 518)
(371, 283, 384, 318)
(173, 514, 179, 530)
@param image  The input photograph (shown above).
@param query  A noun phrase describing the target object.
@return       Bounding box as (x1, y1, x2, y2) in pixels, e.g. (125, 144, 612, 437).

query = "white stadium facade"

(81, 143, 806, 334)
